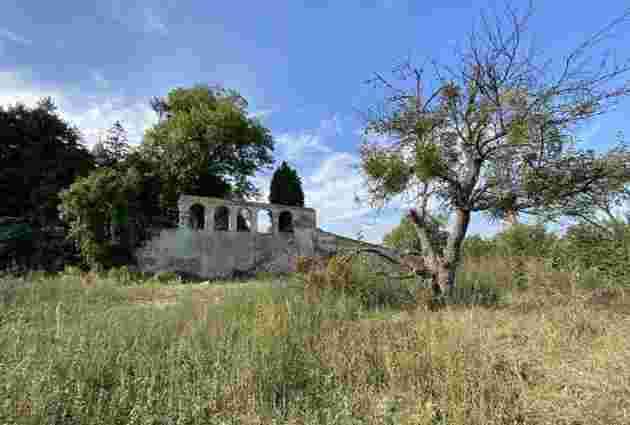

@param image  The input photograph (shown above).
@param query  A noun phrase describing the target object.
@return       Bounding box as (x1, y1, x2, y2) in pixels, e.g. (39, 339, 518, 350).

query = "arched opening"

(257, 209, 273, 234)
(188, 204, 205, 230)
(214, 206, 230, 231)
(166, 205, 180, 228)
(237, 208, 252, 232)
(279, 211, 293, 233)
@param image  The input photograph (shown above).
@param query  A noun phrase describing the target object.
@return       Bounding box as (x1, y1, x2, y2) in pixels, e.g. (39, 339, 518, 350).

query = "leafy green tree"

(59, 167, 136, 269)
(91, 141, 109, 167)
(58, 156, 164, 269)
(92, 121, 131, 168)
(0, 97, 95, 226)
(358, 3, 630, 298)
(140, 84, 274, 214)
(269, 161, 305, 207)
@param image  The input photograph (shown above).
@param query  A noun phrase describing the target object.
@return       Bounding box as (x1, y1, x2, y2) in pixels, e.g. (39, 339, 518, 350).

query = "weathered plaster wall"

(134, 195, 323, 279)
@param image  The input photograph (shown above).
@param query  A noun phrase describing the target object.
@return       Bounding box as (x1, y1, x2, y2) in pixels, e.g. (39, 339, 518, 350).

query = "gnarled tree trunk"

(422, 208, 471, 297)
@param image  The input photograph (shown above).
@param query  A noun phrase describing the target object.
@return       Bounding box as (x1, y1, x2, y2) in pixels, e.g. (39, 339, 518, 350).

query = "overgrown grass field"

(1, 251, 630, 424)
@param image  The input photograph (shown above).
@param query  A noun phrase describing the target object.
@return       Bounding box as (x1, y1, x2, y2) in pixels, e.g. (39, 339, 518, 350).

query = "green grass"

(1, 253, 630, 424)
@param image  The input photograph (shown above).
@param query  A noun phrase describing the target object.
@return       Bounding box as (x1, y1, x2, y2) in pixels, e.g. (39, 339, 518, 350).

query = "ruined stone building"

(134, 194, 338, 279)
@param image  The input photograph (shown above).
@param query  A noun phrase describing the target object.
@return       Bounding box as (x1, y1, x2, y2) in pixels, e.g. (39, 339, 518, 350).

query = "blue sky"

(1, 0, 629, 243)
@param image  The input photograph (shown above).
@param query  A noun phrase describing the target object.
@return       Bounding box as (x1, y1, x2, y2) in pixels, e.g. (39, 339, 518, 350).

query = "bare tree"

(358, 1, 630, 299)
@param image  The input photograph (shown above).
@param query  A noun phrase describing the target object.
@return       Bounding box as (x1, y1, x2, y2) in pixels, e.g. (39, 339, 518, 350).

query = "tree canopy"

(140, 84, 274, 210)
(91, 121, 131, 168)
(269, 161, 305, 207)
(0, 97, 95, 226)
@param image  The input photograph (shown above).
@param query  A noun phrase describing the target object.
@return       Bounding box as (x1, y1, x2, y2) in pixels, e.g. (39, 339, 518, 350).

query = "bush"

(494, 223, 558, 258)
(106, 265, 143, 286)
(0, 274, 33, 305)
(152, 271, 182, 284)
(298, 253, 419, 311)
(560, 222, 630, 285)
(462, 234, 497, 258)
(448, 269, 512, 308)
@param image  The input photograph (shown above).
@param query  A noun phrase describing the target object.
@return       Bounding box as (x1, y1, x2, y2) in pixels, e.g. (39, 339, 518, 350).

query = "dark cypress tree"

(268, 161, 305, 207)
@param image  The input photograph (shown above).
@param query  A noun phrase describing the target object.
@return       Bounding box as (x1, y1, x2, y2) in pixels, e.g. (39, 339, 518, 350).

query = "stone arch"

(279, 211, 294, 233)
(237, 208, 252, 232)
(214, 206, 230, 231)
(188, 204, 205, 230)
(257, 209, 273, 234)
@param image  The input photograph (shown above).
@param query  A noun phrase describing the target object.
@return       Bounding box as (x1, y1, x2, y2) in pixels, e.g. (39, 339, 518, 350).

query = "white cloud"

(275, 115, 353, 162)
(110, 0, 170, 35)
(0, 27, 32, 45)
(0, 70, 157, 147)
(302, 152, 372, 228)
(63, 99, 157, 147)
(0, 70, 64, 108)
(276, 131, 332, 161)
(308, 152, 355, 184)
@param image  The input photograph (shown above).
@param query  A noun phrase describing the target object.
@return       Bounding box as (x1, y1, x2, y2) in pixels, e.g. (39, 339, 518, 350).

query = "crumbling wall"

(134, 195, 320, 280)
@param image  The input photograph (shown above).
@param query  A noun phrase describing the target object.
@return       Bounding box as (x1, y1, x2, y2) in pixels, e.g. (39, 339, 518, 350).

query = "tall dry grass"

(1, 254, 629, 424)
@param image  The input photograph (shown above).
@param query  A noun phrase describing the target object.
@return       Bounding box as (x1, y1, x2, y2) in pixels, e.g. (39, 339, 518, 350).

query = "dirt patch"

(127, 287, 178, 306)
(126, 281, 268, 307)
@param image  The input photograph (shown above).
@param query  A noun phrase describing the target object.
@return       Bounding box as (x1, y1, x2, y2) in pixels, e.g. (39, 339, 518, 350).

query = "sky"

(1, 0, 629, 244)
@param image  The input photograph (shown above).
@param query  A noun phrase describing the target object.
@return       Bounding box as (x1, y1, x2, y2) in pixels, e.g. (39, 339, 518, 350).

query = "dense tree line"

(0, 98, 95, 226)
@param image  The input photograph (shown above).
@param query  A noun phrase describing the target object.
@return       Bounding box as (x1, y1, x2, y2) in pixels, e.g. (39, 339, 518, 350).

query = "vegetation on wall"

(58, 167, 142, 269)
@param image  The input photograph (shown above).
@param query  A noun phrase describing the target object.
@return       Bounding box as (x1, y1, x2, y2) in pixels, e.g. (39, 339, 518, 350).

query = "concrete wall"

(134, 195, 321, 279)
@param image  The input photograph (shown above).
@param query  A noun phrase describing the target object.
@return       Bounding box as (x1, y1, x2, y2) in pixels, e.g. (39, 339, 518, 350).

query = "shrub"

(106, 265, 142, 286)
(152, 271, 182, 284)
(298, 253, 419, 311)
(0, 274, 32, 305)
(494, 223, 557, 258)
(448, 269, 512, 308)
(462, 234, 497, 258)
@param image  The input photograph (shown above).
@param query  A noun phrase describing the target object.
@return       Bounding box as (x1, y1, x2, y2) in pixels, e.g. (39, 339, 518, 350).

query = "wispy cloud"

(320, 114, 343, 136)
(63, 98, 157, 147)
(275, 131, 332, 161)
(0, 70, 157, 147)
(0, 70, 63, 108)
(0, 27, 32, 45)
(110, 0, 170, 35)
